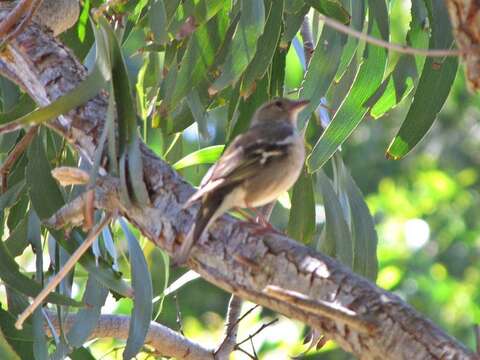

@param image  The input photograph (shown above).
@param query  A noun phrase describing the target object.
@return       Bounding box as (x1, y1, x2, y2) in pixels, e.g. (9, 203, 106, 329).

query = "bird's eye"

(274, 100, 283, 108)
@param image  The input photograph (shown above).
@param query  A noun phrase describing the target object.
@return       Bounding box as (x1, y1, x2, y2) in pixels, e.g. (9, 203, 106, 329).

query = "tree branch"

(45, 312, 214, 360)
(0, 8, 475, 359)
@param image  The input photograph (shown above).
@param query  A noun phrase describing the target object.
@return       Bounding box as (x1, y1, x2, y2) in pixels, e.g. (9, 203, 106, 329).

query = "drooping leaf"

(209, 0, 265, 94)
(386, 0, 458, 159)
(333, 154, 378, 280)
(52, 230, 133, 298)
(287, 168, 316, 244)
(0, 307, 34, 360)
(27, 134, 64, 219)
(317, 171, 353, 267)
(241, 0, 284, 96)
(52, 276, 108, 360)
(298, 24, 347, 128)
(186, 89, 210, 140)
(307, 0, 351, 24)
(120, 219, 153, 360)
(308, 0, 389, 171)
(0, 326, 20, 360)
(149, 0, 168, 44)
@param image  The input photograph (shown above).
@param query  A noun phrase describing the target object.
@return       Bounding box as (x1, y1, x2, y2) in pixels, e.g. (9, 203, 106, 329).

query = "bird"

(175, 97, 309, 265)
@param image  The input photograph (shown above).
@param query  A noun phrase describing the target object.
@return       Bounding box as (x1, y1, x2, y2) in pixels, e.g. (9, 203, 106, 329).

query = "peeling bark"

(446, 0, 480, 91)
(0, 8, 476, 360)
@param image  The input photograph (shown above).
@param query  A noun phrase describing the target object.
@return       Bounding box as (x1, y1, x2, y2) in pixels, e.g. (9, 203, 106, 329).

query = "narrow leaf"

(120, 219, 153, 360)
(287, 168, 316, 244)
(209, 0, 265, 94)
(173, 145, 225, 170)
(318, 171, 353, 267)
(308, 0, 389, 171)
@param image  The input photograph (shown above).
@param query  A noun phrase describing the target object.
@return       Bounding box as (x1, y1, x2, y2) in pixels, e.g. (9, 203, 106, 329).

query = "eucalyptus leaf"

(318, 170, 353, 268)
(173, 145, 225, 170)
(120, 219, 153, 360)
(287, 168, 316, 244)
(209, 0, 265, 94)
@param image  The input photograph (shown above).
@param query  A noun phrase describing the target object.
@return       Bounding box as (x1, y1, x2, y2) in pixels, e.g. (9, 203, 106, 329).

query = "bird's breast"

(244, 134, 305, 207)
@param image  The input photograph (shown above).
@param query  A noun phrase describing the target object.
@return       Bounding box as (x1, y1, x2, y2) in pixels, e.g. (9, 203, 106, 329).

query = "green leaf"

(318, 171, 353, 267)
(241, 0, 284, 97)
(0, 180, 25, 210)
(386, 56, 457, 159)
(173, 145, 225, 170)
(285, 0, 305, 14)
(334, 155, 378, 280)
(287, 168, 316, 244)
(99, 17, 150, 205)
(228, 74, 269, 141)
(386, 0, 458, 159)
(209, 0, 265, 94)
(120, 219, 153, 360)
(54, 230, 133, 298)
(298, 24, 347, 128)
(0, 326, 21, 360)
(0, 63, 107, 132)
(4, 217, 28, 257)
(0, 232, 80, 306)
(186, 89, 210, 140)
(27, 134, 64, 219)
(0, 307, 34, 360)
(52, 276, 108, 359)
(307, 0, 351, 24)
(282, 5, 309, 44)
(149, 0, 168, 44)
(167, 7, 229, 110)
(308, 0, 389, 171)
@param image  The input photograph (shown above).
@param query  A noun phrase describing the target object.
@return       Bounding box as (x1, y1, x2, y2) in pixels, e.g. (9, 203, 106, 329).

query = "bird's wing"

(186, 123, 296, 205)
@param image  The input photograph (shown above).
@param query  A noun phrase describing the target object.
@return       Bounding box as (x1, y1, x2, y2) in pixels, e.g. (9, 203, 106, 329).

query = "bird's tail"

(174, 196, 222, 265)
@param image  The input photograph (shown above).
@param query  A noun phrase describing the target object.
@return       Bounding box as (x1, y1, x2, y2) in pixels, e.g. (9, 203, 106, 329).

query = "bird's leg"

(233, 207, 257, 223)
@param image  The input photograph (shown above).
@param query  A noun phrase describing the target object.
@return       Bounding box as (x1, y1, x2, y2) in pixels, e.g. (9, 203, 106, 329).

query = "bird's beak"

(287, 99, 310, 114)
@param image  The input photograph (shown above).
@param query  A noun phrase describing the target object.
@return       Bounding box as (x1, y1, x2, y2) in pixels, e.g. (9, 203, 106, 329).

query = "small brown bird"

(175, 98, 309, 264)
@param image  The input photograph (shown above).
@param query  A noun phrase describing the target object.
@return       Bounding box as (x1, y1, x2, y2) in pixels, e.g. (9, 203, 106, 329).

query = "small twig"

(264, 285, 378, 334)
(0, 126, 38, 192)
(235, 318, 279, 348)
(317, 12, 464, 57)
(249, 336, 258, 359)
(215, 295, 243, 359)
(235, 346, 256, 360)
(0, 0, 43, 46)
(15, 213, 114, 329)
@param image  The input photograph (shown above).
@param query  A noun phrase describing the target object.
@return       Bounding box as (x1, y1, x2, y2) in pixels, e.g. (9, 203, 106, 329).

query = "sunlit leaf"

(386, 0, 458, 159)
(298, 24, 347, 128)
(173, 145, 225, 170)
(308, 0, 389, 171)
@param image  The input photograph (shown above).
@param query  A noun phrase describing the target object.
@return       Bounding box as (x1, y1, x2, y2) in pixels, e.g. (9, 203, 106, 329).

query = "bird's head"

(251, 98, 310, 126)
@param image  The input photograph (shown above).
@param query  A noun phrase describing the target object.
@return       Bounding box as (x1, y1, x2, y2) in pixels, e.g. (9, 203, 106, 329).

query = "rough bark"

(0, 8, 476, 360)
(445, 0, 480, 91)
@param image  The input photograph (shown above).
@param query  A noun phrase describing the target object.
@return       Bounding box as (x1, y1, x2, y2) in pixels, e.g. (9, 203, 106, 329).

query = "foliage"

(0, 0, 477, 358)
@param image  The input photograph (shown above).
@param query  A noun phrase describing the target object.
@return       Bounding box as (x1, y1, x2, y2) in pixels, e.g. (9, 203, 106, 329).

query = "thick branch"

(0, 9, 475, 359)
(45, 312, 214, 359)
